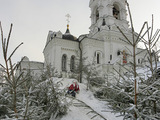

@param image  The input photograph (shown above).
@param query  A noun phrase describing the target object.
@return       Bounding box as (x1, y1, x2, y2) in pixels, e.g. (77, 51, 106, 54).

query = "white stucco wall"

(43, 37, 79, 73)
(16, 57, 44, 78)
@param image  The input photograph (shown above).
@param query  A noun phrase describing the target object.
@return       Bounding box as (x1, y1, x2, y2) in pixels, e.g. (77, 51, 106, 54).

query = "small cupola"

(62, 24, 77, 41)
(62, 14, 77, 41)
(65, 24, 70, 34)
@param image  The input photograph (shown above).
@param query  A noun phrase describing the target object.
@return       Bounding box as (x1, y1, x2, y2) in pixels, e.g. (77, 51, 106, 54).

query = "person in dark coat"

(67, 81, 80, 97)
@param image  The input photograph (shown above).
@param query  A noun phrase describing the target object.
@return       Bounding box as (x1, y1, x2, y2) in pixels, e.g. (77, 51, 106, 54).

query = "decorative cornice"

(61, 47, 78, 52)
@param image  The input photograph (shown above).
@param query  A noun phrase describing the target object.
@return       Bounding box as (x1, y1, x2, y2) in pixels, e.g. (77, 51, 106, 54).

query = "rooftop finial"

(65, 14, 71, 29)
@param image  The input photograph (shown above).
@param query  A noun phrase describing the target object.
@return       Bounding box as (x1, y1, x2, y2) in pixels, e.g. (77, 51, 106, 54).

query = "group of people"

(67, 80, 80, 97)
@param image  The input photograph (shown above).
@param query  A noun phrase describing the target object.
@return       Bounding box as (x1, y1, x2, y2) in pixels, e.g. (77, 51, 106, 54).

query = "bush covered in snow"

(0, 71, 69, 120)
(0, 23, 69, 120)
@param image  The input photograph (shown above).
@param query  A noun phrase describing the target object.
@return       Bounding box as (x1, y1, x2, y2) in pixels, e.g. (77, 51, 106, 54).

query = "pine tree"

(0, 22, 69, 119)
(94, 1, 160, 119)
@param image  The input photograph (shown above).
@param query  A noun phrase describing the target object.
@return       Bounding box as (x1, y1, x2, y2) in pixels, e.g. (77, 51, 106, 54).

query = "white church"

(17, 0, 147, 82)
(43, 0, 146, 79)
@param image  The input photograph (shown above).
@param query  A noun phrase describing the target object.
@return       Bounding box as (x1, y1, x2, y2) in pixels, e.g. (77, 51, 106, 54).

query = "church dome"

(22, 56, 29, 61)
(62, 24, 77, 41)
(63, 34, 77, 41)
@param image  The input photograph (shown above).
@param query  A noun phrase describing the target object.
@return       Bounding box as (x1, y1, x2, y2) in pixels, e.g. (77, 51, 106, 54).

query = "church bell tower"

(89, 0, 129, 36)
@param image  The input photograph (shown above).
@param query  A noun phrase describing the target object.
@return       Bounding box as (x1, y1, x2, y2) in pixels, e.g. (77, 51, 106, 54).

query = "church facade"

(43, 0, 146, 80)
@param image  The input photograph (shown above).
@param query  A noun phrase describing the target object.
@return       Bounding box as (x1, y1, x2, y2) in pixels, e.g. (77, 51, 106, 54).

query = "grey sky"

(0, 0, 160, 65)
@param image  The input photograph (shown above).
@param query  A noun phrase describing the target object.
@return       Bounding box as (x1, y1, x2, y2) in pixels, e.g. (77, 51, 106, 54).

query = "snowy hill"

(136, 62, 160, 79)
(53, 78, 123, 120)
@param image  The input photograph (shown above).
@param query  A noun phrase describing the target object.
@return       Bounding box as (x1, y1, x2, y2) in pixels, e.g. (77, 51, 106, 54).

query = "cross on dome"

(65, 14, 71, 25)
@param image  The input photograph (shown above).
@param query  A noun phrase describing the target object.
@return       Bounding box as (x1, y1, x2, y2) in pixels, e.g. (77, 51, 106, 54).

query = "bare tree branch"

(7, 42, 23, 61)
(151, 29, 160, 43)
(119, 38, 131, 45)
(136, 49, 147, 56)
(151, 34, 160, 49)
(149, 15, 154, 41)
(135, 22, 148, 44)
(137, 27, 151, 44)
(117, 26, 133, 45)
(0, 21, 4, 47)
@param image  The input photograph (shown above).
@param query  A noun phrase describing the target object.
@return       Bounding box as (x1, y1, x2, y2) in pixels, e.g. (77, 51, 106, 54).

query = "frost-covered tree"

(0, 22, 24, 119)
(71, 54, 104, 90)
(0, 22, 69, 120)
(137, 15, 160, 119)
(94, 1, 160, 120)
(82, 60, 104, 90)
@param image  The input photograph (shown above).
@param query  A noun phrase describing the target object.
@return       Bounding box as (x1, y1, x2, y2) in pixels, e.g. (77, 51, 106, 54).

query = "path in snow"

(73, 98, 107, 120)
(54, 78, 123, 120)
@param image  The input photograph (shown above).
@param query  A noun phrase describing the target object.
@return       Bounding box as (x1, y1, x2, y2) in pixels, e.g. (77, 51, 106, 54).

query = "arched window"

(70, 56, 75, 72)
(62, 54, 67, 71)
(97, 53, 100, 64)
(96, 8, 99, 22)
(113, 4, 120, 19)
(95, 51, 102, 64)
(123, 50, 127, 64)
(110, 55, 112, 60)
(138, 59, 141, 64)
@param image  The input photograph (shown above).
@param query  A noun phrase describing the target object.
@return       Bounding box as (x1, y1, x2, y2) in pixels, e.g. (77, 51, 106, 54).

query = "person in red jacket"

(67, 81, 80, 97)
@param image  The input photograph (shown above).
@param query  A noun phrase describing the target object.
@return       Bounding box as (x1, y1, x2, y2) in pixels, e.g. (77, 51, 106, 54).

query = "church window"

(138, 59, 141, 64)
(97, 53, 100, 64)
(113, 4, 120, 19)
(96, 8, 99, 22)
(102, 19, 106, 26)
(123, 50, 127, 64)
(110, 55, 112, 60)
(62, 54, 67, 71)
(95, 51, 102, 64)
(70, 56, 75, 72)
(117, 50, 121, 56)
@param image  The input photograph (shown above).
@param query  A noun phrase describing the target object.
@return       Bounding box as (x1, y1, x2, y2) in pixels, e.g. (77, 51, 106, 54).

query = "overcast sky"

(0, 0, 160, 65)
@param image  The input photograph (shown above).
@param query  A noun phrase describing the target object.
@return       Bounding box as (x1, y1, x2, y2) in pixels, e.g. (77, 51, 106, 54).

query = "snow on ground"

(137, 62, 160, 80)
(53, 78, 123, 120)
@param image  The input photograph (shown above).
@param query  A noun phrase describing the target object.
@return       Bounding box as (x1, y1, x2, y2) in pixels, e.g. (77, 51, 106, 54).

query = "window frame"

(113, 4, 120, 20)
(62, 54, 67, 71)
(70, 55, 75, 72)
